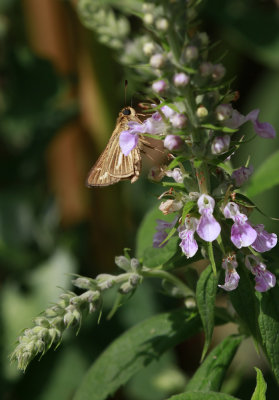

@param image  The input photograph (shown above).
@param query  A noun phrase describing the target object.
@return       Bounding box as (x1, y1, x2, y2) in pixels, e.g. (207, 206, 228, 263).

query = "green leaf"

(186, 335, 243, 392)
(245, 150, 279, 197)
(251, 367, 267, 400)
(257, 285, 279, 385)
(167, 391, 241, 400)
(196, 264, 219, 360)
(73, 309, 201, 400)
(229, 265, 260, 340)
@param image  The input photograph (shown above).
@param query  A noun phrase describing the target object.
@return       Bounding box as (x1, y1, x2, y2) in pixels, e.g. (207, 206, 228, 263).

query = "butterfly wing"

(86, 109, 142, 187)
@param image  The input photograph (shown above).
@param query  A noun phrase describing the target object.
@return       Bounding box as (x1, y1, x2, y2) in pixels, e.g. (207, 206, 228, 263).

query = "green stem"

(195, 161, 210, 194)
(142, 267, 194, 297)
(207, 242, 217, 276)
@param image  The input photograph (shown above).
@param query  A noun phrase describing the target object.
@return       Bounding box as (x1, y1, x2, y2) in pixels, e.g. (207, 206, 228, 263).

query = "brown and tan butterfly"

(86, 106, 143, 187)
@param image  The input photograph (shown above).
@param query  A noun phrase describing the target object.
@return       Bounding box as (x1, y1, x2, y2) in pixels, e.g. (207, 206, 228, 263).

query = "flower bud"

(49, 328, 61, 343)
(196, 106, 208, 118)
(119, 281, 134, 294)
(143, 42, 156, 56)
(216, 104, 232, 121)
(212, 64, 226, 81)
(164, 135, 184, 151)
(173, 72, 190, 87)
(148, 166, 165, 182)
(115, 255, 130, 271)
(155, 18, 169, 31)
(200, 62, 213, 77)
(198, 32, 209, 46)
(185, 46, 198, 61)
(33, 317, 50, 328)
(142, 3, 154, 12)
(129, 273, 141, 286)
(72, 277, 94, 290)
(170, 113, 187, 129)
(130, 258, 141, 271)
(211, 135, 230, 154)
(143, 13, 154, 25)
(150, 53, 166, 69)
(159, 199, 183, 215)
(152, 80, 167, 94)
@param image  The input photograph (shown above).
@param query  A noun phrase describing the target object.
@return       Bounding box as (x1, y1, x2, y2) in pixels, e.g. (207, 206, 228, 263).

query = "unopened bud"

(143, 13, 154, 25)
(143, 42, 156, 56)
(212, 64, 226, 81)
(200, 62, 213, 77)
(150, 53, 166, 69)
(72, 277, 94, 290)
(115, 255, 130, 271)
(129, 273, 141, 286)
(196, 106, 208, 118)
(211, 135, 230, 154)
(159, 199, 183, 215)
(152, 80, 167, 94)
(170, 113, 187, 129)
(216, 104, 232, 121)
(185, 46, 198, 61)
(164, 135, 184, 151)
(119, 281, 134, 294)
(173, 72, 190, 87)
(130, 258, 141, 271)
(155, 18, 169, 31)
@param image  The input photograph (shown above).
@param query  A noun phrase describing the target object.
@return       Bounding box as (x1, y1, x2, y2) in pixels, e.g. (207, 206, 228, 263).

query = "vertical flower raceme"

(219, 253, 240, 291)
(245, 255, 276, 292)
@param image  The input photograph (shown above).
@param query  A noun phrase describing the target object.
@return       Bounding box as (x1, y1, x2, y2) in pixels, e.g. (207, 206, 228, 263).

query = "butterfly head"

(121, 106, 136, 117)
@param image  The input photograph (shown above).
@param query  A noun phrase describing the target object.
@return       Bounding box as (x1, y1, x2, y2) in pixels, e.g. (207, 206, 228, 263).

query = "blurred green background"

(1, 0, 279, 399)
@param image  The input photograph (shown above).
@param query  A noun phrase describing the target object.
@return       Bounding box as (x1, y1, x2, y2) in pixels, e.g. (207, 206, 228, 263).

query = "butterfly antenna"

(125, 79, 128, 106)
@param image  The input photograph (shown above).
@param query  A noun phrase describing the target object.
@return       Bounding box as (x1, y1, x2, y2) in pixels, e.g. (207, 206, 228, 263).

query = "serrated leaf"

(167, 391, 241, 400)
(251, 367, 267, 400)
(73, 309, 201, 400)
(245, 150, 279, 197)
(196, 264, 219, 360)
(257, 285, 279, 385)
(186, 335, 243, 392)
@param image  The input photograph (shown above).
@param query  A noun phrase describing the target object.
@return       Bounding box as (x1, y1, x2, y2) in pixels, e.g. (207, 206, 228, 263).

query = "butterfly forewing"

(87, 107, 142, 187)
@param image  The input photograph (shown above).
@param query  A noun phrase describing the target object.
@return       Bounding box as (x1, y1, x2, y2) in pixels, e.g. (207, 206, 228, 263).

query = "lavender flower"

(178, 216, 199, 258)
(165, 168, 184, 183)
(164, 135, 184, 151)
(251, 224, 277, 253)
(152, 80, 168, 94)
(219, 253, 240, 291)
(245, 255, 276, 292)
(223, 202, 257, 249)
(232, 166, 254, 187)
(211, 135, 230, 155)
(173, 72, 190, 87)
(170, 113, 187, 129)
(225, 109, 276, 139)
(196, 194, 221, 242)
(153, 217, 178, 248)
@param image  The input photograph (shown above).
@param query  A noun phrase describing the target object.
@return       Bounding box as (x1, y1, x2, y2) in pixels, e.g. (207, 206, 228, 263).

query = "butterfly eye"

(123, 109, 131, 115)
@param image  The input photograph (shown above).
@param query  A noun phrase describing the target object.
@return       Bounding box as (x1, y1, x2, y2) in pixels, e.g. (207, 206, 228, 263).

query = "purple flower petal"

(251, 224, 277, 253)
(252, 120, 276, 139)
(119, 131, 139, 156)
(232, 166, 254, 187)
(180, 232, 198, 258)
(254, 269, 276, 292)
(197, 209, 221, 242)
(197, 194, 215, 213)
(231, 217, 257, 248)
(219, 268, 240, 291)
(164, 135, 184, 151)
(153, 230, 168, 248)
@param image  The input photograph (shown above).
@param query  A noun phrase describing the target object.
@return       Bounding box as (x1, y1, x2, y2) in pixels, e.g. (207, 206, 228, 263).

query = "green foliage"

(196, 264, 219, 360)
(251, 368, 267, 400)
(73, 309, 201, 400)
(245, 150, 279, 197)
(185, 335, 243, 392)
(167, 391, 241, 400)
